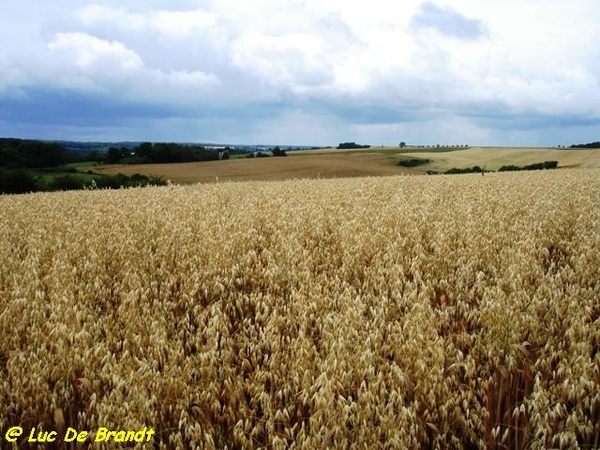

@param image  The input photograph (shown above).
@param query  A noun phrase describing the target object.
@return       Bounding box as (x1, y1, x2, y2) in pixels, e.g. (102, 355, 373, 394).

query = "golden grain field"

(403, 147, 600, 172)
(1, 170, 599, 449)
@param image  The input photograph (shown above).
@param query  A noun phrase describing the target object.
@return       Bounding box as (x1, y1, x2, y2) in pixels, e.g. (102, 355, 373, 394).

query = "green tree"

(272, 146, 287, 156)
(0, 139, 66, 168)
(0, 169, 41, 194)
(19, 141, 65, 168)
(106, 147, 128, 164)
(49, 175, 84, 191)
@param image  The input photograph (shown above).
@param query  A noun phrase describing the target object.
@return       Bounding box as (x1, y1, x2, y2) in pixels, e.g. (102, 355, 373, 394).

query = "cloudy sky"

(1, 1, 599, 146)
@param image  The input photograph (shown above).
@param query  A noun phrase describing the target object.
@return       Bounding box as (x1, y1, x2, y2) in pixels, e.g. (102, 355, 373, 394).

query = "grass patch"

(31, 170, 99, 185)
(64, 161, 100, 169)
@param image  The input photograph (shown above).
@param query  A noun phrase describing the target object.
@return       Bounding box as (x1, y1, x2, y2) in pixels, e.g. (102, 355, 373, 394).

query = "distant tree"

(148, 176, 168, 186)
(19, 141, 66, 168)
(0, 139, 66, 168)
(49, 175, 84, 191)
(87, 150, 100, 162)
(500, 161, 558, 172)
(399, 142, 406, 148)
(337, 142, 370, 149)
(499, 165, 521, 172)
(523, 162, 545, 170)
(0, 169, 41, 194)
(272, 146, 287, 156)
(0, 146, 19, 167)
(129, 142, 217, 163)
(106, 147, 124, 164)
(397, 158, 430, 167)
(571, 141, 600, 149)
(444, 166, 485, 175)
(136, 142, 154, 158)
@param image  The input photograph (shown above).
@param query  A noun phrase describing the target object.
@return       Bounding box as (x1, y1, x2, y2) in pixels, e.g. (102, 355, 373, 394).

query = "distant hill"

(56, 140, 140, 154)
(1, 138, 319, 156)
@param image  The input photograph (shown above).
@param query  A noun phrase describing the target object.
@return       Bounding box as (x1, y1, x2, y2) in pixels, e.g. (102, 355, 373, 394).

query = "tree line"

(0, 139, 169, 195)
(0, 138, 243, 167)
(337, 142, 371, 149)
(0, 138, 67, 168)
(424, 161, 559, 176)
(570, 141, 600, 149)
(104, 142, 228, 164)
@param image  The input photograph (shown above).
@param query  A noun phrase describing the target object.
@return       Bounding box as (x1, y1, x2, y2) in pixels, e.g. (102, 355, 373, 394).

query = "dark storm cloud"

(470, 111, 600, 131)
(0, 88, 182, 126)
(0, 1, 599, 145)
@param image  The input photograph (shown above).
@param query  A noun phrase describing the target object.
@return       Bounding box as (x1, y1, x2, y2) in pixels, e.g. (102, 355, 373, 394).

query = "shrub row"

(425, 161, 559, 175)
(0, 169, 167, 195)
(499, 161, 559, 171)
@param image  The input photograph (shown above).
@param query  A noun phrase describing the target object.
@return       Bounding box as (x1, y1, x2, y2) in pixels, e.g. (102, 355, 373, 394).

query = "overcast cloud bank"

(1, 0, 599, 145)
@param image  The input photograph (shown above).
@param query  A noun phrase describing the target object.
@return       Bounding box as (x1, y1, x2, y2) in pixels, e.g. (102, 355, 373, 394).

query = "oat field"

(1, 170, 599, 449)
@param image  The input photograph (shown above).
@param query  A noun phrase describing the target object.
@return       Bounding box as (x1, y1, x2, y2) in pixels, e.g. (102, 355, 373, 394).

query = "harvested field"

(1, 170, 599, 449)
(89, 147, 600, 184)
(91, 153, 416, 184)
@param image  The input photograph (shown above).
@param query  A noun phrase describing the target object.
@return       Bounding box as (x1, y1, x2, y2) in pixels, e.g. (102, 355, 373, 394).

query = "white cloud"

(78, 4, 144, 30)
(45, 31, 220, 106)
(410, 2, 488, 40)
(481, 66, 600, 116)
(231, 32, 333, 91)
(79, 4, 220, 40)
(48, 32, 143, 71)
(151, 10, 218, 39)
